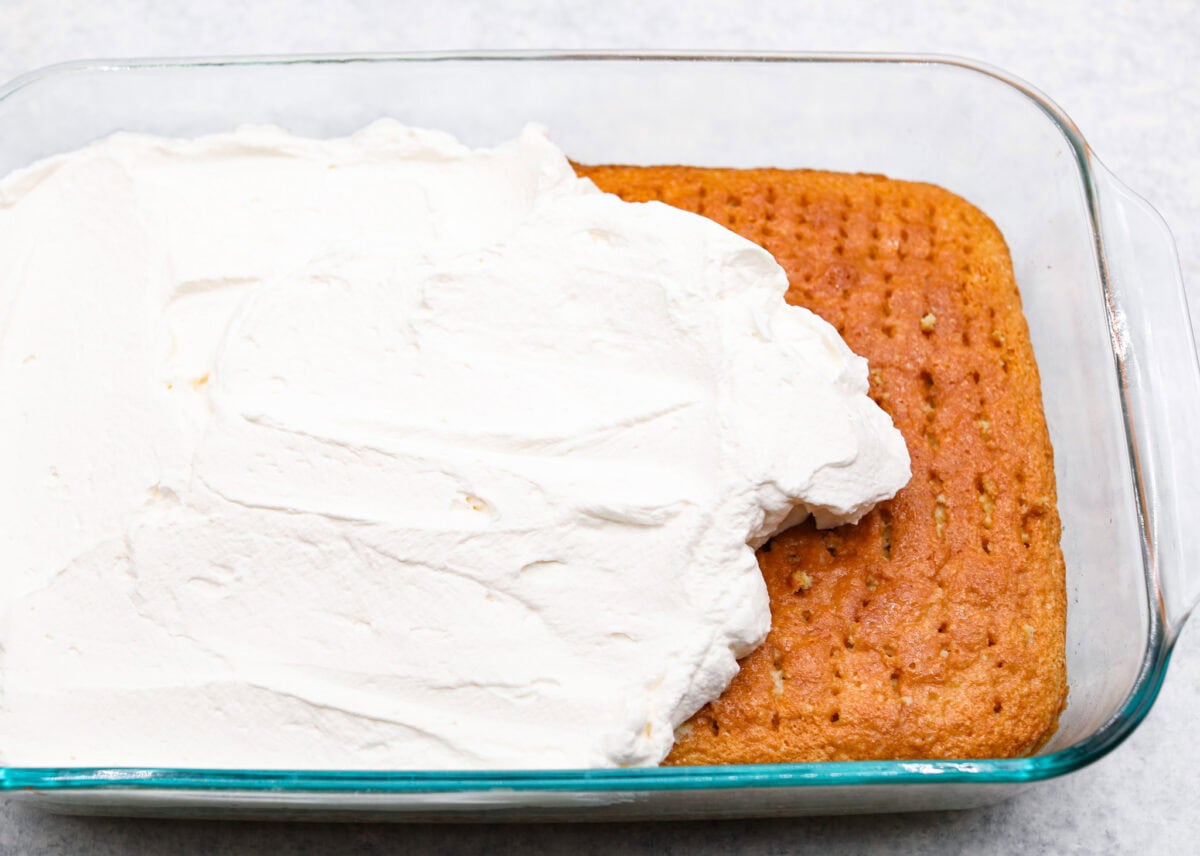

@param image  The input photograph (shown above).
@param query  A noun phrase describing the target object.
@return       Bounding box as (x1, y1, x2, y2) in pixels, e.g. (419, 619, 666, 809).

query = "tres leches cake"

(0, 122, 1065, 769)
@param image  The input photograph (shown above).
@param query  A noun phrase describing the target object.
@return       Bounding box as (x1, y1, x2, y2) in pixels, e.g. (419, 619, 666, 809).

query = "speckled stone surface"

(1, 2, 1197, 852)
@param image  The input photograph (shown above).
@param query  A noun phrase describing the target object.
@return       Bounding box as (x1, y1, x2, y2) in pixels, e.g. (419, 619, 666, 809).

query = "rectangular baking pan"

(0, 51, 1196, 820)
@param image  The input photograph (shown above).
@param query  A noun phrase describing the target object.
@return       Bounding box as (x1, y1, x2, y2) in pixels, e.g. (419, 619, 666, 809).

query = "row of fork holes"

(686, 185, 948, 263)
(738, 627, 1010, 735)
(671, 182, 992, 301)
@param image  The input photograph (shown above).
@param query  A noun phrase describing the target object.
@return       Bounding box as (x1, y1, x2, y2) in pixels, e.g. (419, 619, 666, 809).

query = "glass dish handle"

(1093, 161, 1200, 642)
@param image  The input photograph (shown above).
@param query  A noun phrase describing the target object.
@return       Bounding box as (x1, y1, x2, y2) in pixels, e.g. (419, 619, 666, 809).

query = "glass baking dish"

(0, 51, 1196, 821)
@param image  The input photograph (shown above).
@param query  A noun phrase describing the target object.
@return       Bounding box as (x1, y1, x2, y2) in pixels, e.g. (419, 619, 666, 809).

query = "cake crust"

(576, 164, 1068, 763)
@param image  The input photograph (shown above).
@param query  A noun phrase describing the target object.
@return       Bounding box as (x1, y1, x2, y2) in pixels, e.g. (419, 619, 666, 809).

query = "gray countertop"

(1, 2, 1197, 852)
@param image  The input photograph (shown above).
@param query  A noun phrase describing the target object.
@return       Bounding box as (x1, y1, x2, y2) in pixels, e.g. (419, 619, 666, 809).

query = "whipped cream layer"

(0, 122, 910, 769)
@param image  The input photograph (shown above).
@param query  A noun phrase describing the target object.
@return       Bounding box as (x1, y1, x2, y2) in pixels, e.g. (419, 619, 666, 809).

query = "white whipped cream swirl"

(0, 122, 909, 769)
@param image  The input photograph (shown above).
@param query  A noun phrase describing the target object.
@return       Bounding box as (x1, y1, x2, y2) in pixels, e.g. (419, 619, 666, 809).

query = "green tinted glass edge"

(0, 50, 1176, 794)
(0, 640, 1172, 791)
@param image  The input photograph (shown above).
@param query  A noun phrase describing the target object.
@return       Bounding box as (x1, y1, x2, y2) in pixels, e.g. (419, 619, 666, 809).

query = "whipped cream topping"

(0, 122, 910, 769)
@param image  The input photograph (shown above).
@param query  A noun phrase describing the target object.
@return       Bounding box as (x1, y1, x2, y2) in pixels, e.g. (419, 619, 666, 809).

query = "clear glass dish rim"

(0, 49, 1175, 794)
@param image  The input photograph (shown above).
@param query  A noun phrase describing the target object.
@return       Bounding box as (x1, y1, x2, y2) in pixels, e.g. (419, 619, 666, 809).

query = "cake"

(0, 121, 1063, 768)
(577, 165, 1069, 762)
